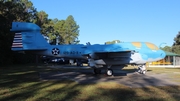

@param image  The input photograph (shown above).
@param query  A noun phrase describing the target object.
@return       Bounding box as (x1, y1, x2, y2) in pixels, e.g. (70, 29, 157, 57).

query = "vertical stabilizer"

(10, 22, 50, 51)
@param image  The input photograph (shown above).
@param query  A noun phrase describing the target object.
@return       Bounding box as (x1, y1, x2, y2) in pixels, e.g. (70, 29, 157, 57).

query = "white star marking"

(52, 48, 60, 55)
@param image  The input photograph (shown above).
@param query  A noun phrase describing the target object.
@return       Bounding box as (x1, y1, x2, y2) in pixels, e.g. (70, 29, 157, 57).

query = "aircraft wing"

(83, 49, 134, 59)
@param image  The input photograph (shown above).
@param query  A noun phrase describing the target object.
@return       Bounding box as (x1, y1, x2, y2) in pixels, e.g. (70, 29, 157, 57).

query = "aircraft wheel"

(77, 62, 83, 67)
(142, 70, 146, 74)
(94, 69, 101, 74)
(106, 69, 113, 76)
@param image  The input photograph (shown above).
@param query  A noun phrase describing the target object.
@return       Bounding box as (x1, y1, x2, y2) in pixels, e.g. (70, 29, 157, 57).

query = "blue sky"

(30, 0, 180, 47)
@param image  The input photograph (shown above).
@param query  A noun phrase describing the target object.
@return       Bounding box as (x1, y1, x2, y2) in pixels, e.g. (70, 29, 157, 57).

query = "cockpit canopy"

(131, 42, 159, 50)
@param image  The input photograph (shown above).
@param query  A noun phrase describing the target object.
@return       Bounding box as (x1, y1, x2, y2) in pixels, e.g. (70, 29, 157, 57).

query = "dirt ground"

(39, 66, 180, 88)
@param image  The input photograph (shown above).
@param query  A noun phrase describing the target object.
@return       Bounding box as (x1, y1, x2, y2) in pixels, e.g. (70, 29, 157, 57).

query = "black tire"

(142, 70, 146, 74)
(106, 69, 113, 76)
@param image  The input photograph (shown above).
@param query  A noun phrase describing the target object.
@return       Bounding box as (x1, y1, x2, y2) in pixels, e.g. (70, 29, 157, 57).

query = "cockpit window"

(145, 42, 159, 50)
(132, 42, 142, 48)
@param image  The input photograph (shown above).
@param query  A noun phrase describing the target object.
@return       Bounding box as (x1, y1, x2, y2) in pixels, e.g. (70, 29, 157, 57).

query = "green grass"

(0, 65, 180, 101)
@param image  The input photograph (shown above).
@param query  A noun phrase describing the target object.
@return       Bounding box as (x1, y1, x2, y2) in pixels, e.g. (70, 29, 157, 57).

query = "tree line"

(161, 32, 180, 54)
(0, 0, 80, 65)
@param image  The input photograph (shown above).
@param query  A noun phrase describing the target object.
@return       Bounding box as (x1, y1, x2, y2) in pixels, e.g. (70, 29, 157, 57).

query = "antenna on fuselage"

(86, 42, 91, 45)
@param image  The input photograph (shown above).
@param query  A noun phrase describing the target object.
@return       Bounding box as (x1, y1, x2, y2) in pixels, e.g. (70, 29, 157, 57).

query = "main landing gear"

(93, 65, 114, 76)
(106, 65, 113, 76)
(106, 69, 113, 76)
(137, 65, 146, 74)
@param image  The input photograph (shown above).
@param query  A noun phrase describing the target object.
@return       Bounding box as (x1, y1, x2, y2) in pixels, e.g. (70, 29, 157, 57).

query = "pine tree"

(63, 15, 80, 44)
(172, 32, 180, 54)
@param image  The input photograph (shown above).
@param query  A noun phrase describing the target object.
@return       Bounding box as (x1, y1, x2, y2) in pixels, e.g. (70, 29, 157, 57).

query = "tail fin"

(10, 22, 50, 51)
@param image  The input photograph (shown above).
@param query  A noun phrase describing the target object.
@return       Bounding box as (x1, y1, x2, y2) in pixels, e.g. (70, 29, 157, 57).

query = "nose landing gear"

(137, 65, 146, 74)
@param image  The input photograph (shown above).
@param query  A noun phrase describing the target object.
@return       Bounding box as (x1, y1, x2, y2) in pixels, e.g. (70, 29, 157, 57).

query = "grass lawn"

(0, 65, 180, 101)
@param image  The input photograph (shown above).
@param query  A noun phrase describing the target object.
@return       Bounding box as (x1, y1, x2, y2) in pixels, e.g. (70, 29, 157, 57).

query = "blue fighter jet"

(10, 22, 166, 76)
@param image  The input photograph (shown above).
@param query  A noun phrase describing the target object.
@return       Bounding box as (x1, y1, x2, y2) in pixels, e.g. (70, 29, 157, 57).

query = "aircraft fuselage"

(36, 42, 165, 66)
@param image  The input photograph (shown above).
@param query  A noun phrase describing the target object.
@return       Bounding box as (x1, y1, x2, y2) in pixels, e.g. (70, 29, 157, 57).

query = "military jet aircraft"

(11, 22, 166, 76)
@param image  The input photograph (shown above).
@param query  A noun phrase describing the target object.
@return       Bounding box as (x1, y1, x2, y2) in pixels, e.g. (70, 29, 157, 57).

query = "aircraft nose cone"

(160, 50, 166, 59)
